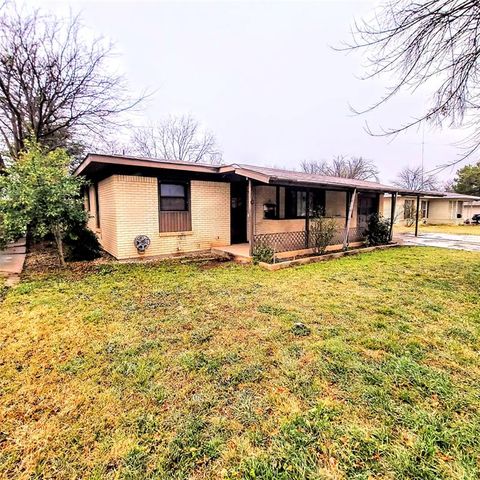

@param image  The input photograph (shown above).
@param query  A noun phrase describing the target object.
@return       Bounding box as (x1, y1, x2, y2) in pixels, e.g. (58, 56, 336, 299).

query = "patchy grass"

(395, 224, 480, 235)
(1, 247, 480, 479)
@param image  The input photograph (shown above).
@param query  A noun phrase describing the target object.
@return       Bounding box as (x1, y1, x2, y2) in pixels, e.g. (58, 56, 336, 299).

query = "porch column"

(343, 188, 357, 250)
(389, 192, 397, 241)
(248, 179, 254, 256)
(415, 194, 421, 237)
(305, 189, 310, 248)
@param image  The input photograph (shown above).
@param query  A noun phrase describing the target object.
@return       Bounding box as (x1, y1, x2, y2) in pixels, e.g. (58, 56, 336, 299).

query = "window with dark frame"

(158, 180, 192, 233)
(159, 182, 189, 211)
(284, 187, 325, 218)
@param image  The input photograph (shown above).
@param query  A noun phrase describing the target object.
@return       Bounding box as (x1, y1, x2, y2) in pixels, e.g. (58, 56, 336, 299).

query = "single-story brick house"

(75, 154, 430, 260)
(383, 191, 480, 226)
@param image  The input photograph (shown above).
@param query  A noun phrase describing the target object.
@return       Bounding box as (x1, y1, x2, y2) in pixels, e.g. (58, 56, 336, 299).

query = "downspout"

(343, 188, 357, 250)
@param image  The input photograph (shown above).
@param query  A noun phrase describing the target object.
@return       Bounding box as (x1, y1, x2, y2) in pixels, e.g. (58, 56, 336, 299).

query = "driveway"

(0, 238, 27, 286)
(398, 232, 480, 252)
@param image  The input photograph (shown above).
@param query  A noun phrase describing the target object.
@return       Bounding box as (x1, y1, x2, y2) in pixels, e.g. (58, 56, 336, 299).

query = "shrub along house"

(75, 154, 431, 260)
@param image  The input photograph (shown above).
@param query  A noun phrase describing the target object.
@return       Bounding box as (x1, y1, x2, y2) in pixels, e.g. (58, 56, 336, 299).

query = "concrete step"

(5, 245, 26, 254)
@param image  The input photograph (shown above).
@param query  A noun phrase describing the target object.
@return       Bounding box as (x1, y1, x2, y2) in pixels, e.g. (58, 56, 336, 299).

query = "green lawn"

(1, 247, 479, 479)
(395, 224, 480, 235)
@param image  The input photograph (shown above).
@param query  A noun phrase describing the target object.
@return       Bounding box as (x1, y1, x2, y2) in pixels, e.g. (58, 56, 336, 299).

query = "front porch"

(214, 225, 368, 262)
(227, 179, 391, 259)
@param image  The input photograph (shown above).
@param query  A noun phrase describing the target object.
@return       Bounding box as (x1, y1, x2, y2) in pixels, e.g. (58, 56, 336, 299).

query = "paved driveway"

(398, 232, 480, 252)
(0, 238, 26, 286)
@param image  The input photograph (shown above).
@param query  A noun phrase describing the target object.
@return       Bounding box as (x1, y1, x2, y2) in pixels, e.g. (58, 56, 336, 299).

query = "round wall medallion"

(134, 235, 151, 253)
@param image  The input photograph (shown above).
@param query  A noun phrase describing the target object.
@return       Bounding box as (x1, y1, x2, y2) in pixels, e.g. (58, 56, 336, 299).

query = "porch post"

(305, 189, 310, 248)
(389, 192, 397, 241)
(248, 179, 254, 256)
(415, 194, 421, 237)
(343, 188, 357, 250)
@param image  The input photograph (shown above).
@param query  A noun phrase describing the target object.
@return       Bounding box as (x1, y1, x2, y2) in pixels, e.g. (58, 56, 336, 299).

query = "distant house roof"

(394, 191, 480, 201)
(75, 153, 440, 196)
(426, 191, 480, 201)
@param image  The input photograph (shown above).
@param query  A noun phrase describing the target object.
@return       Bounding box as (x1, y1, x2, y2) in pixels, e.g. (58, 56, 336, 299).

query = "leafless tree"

(0, 7, 144, 168)
(442, 179, 456, 192)
(393, 166, 439, 191)
(131, 115, 222, 164)
(300, 155, 379, 181)
(349, 0, 480, 166)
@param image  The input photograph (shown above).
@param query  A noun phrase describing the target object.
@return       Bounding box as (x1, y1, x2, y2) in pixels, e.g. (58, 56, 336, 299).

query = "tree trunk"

(52, 225, 66, 267)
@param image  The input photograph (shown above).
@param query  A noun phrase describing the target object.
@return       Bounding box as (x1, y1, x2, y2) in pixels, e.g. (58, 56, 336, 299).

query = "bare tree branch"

(300, 155, 380, 181)
(346, 0, 480, 167)
(130, 115, 223, 164)
(392, 165, 440, 190)
(0, 6, 147, 168)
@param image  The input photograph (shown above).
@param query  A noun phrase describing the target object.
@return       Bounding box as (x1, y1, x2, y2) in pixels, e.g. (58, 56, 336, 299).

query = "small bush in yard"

(310, 215, 338, 254)
(252, 244, 275, 264)
(365, 214, 391, 246)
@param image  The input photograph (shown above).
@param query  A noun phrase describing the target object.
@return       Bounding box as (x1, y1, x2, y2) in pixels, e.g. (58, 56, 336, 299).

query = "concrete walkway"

(0, 238, 26, 286)
(398, 232, 480, 252)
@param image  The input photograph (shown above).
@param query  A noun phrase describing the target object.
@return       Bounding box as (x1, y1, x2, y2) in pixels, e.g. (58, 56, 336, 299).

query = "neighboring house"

(383, 192, 480, 225)
(464, 200, 480, 220)
(75, 154, 426, 260)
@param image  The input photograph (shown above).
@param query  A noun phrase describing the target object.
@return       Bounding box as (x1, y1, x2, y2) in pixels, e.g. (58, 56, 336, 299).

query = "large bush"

(364, 214, 391, 246)
(0, 141, 86, 265)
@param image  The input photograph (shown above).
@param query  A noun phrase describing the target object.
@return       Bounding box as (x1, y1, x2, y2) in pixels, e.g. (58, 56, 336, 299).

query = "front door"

(230, 182, 247, 244)
(357, 193, 379, 229)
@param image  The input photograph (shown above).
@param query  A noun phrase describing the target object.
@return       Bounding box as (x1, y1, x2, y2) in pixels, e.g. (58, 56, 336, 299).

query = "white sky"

(26, 0, 471, 183)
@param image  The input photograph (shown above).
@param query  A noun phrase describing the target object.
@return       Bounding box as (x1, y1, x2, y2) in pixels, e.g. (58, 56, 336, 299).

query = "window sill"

(159, 231, 194, 237)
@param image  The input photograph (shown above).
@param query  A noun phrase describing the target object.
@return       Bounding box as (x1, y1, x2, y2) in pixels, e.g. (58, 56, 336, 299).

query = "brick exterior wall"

(97, 177, 118, 255)
(85, 185, 96, 232)
(89, 175, 230, 259)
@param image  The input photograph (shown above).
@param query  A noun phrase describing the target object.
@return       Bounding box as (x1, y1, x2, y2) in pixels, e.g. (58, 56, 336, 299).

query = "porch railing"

(252, 226, 366, 254)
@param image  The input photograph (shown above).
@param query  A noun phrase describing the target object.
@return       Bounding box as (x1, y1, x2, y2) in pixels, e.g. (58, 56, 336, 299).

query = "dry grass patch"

(0, 247, 479, 479)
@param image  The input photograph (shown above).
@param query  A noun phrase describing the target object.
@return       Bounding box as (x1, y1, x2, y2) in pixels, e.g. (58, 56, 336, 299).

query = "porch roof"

(75, 153, 441, 196)
(219, 164, 440, 195)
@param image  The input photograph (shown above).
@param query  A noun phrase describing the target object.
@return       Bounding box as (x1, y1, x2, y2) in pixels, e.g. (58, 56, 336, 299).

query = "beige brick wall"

(97, 177, 118, 256)
(85, 185, 97, 232)
(85, 180, 118, 254)
(90, 175, 230, 259)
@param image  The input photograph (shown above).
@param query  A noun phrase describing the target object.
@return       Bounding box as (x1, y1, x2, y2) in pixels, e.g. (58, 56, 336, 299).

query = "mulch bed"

(23, 241, 230, 279)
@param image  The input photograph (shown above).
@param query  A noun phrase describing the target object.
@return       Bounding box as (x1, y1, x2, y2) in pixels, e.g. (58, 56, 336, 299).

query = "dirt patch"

(24, 242, 230, 279)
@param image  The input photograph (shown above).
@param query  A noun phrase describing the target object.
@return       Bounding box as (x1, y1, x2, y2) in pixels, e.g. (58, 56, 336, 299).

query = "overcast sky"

(27, 0, 470, 183)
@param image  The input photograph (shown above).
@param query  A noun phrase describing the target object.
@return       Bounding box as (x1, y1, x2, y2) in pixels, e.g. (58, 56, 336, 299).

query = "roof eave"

(74, 153, 220, 176)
